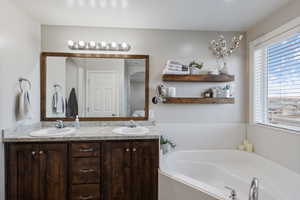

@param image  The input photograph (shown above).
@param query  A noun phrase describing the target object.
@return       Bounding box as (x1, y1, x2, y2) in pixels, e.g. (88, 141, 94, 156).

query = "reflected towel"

(66, 88, 78, 118)
(52, 91, 65, 114)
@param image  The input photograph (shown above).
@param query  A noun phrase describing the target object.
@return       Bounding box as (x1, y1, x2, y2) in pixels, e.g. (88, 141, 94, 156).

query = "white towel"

(52, 91, 65, 114)
(167, 60, 184, 66)
(166, 66, 188, 71)
(166, 63, 189, 72)
(166, 64, 186, 69)
(163, 68, 189, 75)
(18, 88, 33, 120)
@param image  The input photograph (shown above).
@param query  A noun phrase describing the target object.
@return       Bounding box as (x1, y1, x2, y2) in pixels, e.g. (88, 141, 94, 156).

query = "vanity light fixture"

(67, 40, 131, 51)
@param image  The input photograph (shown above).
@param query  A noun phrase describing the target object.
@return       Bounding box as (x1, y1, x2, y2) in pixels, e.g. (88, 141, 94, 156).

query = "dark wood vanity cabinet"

(6, 143, 68, 200)
(103, 140, 159, 200)
(5, 140, 159, 200)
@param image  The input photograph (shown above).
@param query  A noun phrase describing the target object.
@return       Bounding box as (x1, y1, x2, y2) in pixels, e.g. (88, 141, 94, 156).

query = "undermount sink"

(113, 126, 149, 135)
(29, 127, 76, 137)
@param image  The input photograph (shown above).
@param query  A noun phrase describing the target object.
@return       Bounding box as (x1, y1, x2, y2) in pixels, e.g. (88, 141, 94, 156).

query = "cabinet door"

(39, 143, 68, 200)
(131, 140, 159, 200)
(6, 143, 40, 200)
(103, 141, 131, 200)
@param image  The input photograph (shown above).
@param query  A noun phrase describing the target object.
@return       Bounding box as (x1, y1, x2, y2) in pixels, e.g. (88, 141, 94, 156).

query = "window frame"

(249, 16, 300, 133)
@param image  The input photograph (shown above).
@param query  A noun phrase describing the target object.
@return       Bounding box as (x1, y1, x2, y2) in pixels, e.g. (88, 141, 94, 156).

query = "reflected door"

(86, 71, 119, 117)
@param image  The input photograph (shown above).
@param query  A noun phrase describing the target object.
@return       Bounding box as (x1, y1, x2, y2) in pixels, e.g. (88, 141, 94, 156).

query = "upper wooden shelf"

(163, 97, 234, 104)
(162, 74, 235, 82)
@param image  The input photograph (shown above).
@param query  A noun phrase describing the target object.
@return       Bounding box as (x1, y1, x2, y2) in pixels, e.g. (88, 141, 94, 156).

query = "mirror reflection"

(46, 57, 146, 118)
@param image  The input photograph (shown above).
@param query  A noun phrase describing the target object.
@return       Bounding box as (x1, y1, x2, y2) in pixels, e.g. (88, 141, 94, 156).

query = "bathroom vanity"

(3, 52, 159, 200)
(4, 127, 160, 200)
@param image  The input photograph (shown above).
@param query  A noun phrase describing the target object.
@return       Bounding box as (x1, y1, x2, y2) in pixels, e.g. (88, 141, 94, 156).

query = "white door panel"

(87, 71, 119, 117)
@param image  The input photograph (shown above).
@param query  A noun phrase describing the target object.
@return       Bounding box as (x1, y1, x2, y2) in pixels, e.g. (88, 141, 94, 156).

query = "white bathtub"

(159, 150, 300, 200)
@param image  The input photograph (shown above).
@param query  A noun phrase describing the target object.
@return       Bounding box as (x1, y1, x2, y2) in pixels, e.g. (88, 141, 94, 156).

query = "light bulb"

(78, 40, 86, 48)
(74, 43, 79, 49)
(121, 42, 128, 50)
(96, 42, 101, 49)
(68, 40, 74, 48)
(100, 41, 107, 48)
(89, 41, 96, 48)
(111, 42, 117, 48)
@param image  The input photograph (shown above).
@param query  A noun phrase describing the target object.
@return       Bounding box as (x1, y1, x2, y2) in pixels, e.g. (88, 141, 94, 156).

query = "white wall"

(41, 25, 247, 150)
(130, 81, 145, 113)
(0, 1, 41, 129)
(159, 123, 245, 150)
(125, 60, 146, 115)
(246, 0, 300, 174)
(247, 0, 300, 42)
(0, 0, 41, 199)
(247, 125, 300, 174)
(41, 25, 247, 124)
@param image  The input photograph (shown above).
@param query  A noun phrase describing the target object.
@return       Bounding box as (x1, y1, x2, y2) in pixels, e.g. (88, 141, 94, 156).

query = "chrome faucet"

(128, 120, 138, 128)
(55, 120, 65, 129)
(249, 178, 259, 200)
(225, 186, 237, 200)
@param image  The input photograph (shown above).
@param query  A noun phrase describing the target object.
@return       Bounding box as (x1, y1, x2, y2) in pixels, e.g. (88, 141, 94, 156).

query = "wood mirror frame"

(40, 52, 149, 121)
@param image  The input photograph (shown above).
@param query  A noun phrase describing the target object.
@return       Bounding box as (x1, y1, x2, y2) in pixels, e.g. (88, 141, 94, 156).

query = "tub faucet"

(225, 186, 237, 200)
(249, 177, 259, 200)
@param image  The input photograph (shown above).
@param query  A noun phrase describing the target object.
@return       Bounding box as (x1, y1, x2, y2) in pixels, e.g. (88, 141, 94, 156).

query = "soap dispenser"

(74, 115, 80, 129)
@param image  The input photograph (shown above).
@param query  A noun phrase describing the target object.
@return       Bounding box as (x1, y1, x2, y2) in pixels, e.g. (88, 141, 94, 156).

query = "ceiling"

(12, 0, 293, 31)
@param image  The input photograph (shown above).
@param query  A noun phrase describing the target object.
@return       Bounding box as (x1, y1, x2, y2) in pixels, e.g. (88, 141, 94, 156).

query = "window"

(252, 33, 300, 130)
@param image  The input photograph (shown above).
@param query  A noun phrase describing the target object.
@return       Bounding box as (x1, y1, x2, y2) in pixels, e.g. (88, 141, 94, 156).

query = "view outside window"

(267, 33, 300, 127)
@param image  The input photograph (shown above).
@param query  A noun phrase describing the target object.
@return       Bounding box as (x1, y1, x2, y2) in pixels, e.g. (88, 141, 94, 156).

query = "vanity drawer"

(72, 143, 100, 157)
(71, 184, 100, 200)
(72, 158, 100, 184)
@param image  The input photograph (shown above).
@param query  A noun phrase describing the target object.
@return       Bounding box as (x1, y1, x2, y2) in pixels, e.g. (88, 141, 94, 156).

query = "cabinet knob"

(132, 148, 137, 152)
(125, 148, 130, 152)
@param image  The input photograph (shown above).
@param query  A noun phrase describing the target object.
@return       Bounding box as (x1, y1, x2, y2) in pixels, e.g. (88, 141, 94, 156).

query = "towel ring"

(19, 78, 31, 90)
(53, 84, 62, 91)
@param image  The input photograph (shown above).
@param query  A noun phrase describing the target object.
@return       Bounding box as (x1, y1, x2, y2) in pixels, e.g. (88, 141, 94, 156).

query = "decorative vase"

(220, 62, 229, 74)
(225, 90, 231, 98)
(161, 144, 169, 154)
(216, 58, 227, 73)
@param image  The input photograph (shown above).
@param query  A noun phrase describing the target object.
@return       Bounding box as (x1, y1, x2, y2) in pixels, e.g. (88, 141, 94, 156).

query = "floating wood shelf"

(162, 74, 235, 82)
(163, 97, 235, 104)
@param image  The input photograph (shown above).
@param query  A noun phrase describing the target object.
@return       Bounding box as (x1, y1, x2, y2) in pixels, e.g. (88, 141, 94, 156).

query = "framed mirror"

(40, 52, 149, 121)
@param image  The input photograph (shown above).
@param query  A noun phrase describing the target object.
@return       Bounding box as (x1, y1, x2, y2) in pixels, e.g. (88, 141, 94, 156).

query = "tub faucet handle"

(249, 177, 259, 200)
(225, 186, 237, 200)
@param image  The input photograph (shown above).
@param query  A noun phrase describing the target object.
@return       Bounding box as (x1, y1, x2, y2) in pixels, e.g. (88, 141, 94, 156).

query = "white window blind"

(253, 48, 266, 123)
(253, 33, 300, 129)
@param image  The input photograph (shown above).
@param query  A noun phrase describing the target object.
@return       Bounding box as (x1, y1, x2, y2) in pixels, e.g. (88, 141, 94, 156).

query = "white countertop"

(2, 126, 160, 142)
